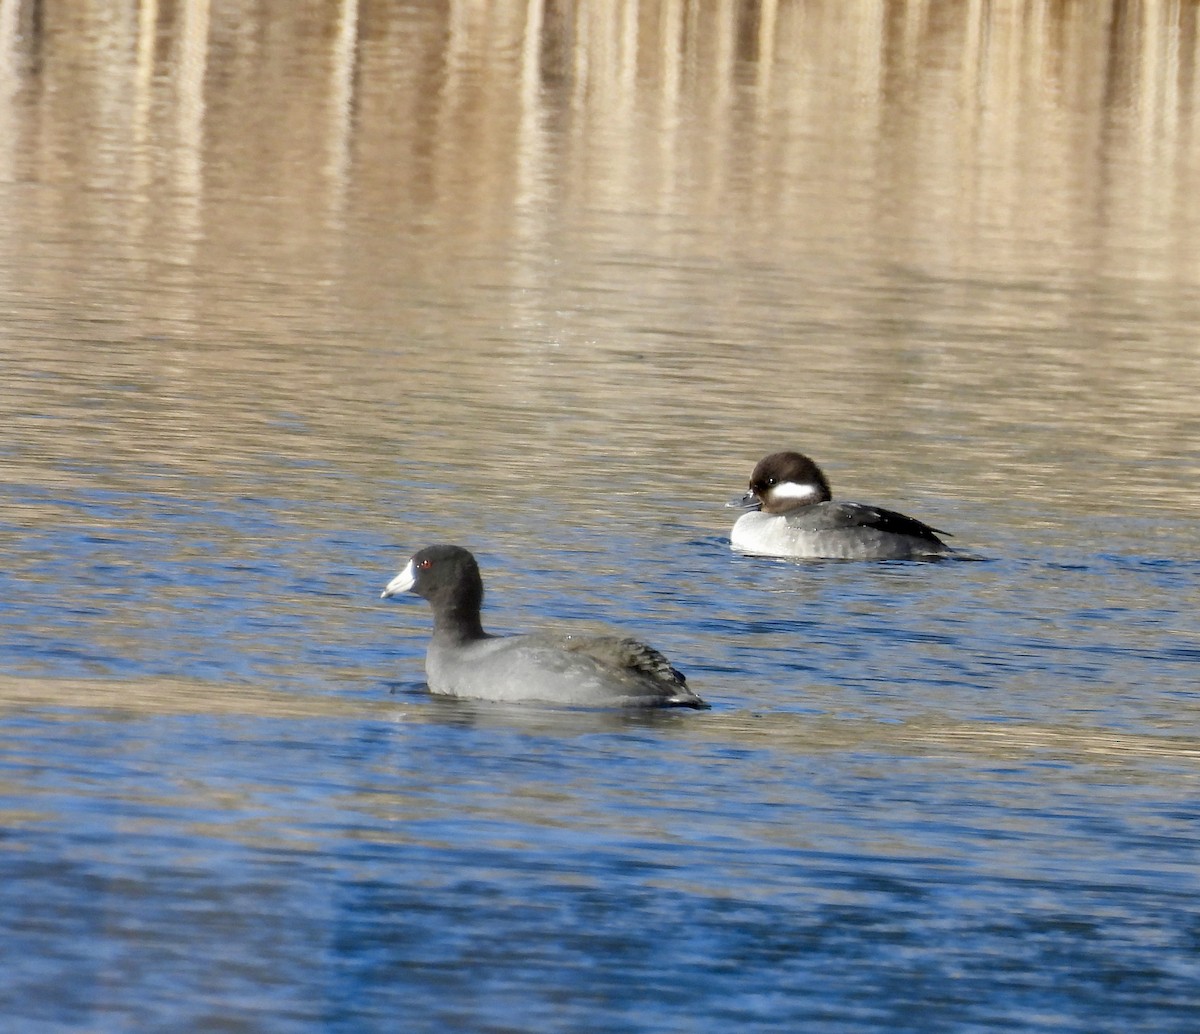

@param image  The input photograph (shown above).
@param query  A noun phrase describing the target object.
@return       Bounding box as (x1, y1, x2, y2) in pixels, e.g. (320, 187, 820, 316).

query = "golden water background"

(1, 0, 1197, 528)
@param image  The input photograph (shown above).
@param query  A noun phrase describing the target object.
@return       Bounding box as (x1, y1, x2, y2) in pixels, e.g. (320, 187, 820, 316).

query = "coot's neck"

(428, 583, 488, 643)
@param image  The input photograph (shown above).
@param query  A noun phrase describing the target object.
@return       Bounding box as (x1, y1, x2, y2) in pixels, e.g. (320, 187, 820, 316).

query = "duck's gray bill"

(725, 491, 760, 510)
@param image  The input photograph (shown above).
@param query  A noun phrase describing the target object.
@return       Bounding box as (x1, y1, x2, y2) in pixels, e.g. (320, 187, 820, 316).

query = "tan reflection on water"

(1, 0, 1198, 514)
(4, 1, 1198, 274)
(3, 673, 1196, 851)
(2, 674, 1195, 765)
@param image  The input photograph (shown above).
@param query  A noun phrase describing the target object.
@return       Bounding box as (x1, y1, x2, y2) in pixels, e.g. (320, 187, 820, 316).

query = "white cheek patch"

(768, 481, 821, 504)
(382, 559, 417, 598)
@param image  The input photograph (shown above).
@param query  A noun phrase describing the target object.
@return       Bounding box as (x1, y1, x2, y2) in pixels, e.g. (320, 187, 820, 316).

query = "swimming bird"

(729, 451, 952, 560)
(382, 544, 706, 708)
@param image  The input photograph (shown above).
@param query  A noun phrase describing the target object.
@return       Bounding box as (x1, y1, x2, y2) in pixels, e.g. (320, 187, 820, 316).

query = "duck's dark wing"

(826, 500, 951, 544)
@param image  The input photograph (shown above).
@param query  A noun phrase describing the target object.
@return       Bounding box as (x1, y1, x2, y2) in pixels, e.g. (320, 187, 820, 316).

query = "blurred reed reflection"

(2, 0, 1196, 277)
(0, 0, 1198, 514)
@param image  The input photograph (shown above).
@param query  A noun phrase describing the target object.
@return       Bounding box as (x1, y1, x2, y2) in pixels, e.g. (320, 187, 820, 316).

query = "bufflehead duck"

(730, 451, 952, 560)
(382, 544, 707, 708)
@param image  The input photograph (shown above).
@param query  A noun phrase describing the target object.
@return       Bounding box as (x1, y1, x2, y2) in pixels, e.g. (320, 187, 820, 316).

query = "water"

(3, 1, 1200, 1031)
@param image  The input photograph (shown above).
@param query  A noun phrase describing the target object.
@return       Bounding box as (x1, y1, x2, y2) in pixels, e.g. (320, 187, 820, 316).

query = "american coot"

(729, 451, 952, 560)
(382, 544, 707, 709)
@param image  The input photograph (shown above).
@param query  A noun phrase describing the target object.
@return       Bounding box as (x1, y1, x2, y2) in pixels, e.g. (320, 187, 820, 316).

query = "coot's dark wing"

(546, 633, 706, 708)
(563, 635, 688, 686)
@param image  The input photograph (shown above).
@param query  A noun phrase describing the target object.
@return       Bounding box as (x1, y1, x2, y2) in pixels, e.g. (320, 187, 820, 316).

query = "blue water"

(3, 482, 1198, 1033)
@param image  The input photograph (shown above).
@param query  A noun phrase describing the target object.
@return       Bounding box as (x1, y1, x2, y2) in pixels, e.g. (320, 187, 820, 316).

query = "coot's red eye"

(418, 559, 433, 570)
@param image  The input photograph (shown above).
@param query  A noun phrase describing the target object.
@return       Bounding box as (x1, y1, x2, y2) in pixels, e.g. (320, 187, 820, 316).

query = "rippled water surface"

(2, 2, 1200, 1031)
